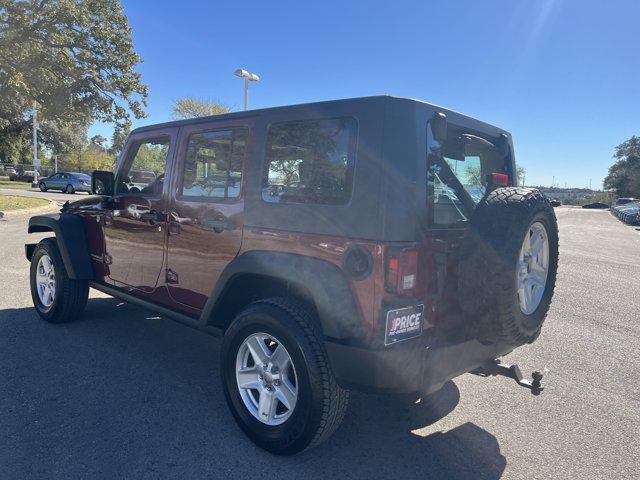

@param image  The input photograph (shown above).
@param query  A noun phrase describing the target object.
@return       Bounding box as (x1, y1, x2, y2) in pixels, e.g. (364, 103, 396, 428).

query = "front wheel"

(221, 298, 349, 455)
(30, 238, 89, 323)
(39, 182, 47, 192)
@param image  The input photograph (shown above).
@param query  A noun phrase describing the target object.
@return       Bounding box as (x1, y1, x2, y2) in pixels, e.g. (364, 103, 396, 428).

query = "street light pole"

(244, 77, 249, 111)
(234, 69, 260, 111)
(32, 101, 39, 184)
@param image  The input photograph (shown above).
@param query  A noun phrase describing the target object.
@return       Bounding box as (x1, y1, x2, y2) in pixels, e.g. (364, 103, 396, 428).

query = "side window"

(262, 117, 357, 205)
(181, 128, 247, 199)
(117, 137, 170, 195)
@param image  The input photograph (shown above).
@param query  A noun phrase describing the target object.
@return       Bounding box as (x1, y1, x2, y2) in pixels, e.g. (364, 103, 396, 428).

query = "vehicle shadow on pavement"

(0, 298, 506, 480)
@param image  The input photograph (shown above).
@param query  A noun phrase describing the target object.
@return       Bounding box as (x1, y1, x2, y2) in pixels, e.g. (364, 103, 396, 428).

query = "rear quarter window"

(262, 117, 357, 205)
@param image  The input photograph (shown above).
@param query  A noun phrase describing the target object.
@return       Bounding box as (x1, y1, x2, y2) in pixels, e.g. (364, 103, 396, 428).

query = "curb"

(0, 199, 59, 220)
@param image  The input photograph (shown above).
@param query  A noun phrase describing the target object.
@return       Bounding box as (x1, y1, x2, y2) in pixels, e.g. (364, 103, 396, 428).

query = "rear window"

(428, 124, 509, 227)
(262, 117, 357, 205)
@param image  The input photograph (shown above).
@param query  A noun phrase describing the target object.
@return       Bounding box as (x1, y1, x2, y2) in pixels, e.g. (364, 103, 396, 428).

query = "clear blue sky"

(89, 0, 640, 189)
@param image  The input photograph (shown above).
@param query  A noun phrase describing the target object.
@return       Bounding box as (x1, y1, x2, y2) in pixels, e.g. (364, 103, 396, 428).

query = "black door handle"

(202, 217, 234, 233)
(140, 211, 166, 224)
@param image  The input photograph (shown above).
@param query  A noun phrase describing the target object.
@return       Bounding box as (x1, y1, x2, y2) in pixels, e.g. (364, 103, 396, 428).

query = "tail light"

(491, 173, 509, 187)
(385, 247, 418, 294)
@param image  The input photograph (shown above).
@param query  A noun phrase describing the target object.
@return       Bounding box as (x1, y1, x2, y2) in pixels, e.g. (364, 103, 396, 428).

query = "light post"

(32, 101, 39, 185)
(234, 69, 260, 111)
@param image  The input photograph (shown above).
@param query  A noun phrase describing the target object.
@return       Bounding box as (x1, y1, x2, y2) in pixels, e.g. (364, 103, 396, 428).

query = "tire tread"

(257, 297, 349, 450)
(459, 187, 559, 346)
(31, 238, 88, 323)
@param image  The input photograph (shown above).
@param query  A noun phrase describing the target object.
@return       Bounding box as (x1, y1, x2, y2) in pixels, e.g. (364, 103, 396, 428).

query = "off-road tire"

(221, 297, 349, 455)
(30, 238, 89, 323)
(38, 182, 47, 192)
(459, 187, 559, 346)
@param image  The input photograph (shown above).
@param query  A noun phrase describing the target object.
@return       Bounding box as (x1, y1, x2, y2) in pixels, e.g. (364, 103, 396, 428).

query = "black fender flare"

(27, 213, 93, 280)
(200, 251, 364, 340)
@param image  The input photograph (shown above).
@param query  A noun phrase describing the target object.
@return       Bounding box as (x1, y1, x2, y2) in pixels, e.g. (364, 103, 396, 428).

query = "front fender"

(201, 251, 364, 340)
(27, 213, 93, 280)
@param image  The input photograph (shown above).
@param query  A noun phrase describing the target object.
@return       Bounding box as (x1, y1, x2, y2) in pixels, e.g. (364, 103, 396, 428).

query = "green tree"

(89, 134, 107, 150)
(0, 0, 147, 156)
(109, 120, 130, 156)
(41, 120, 88, 156)
(172, 97, 231, 119)
(133, 142, 168, 174)
(0, 127, 32, 163)
(603, 136, 640, 197)
(516, 165, 526, 185)
(58, 146, 115, 171)
(464, 164, 483, 187)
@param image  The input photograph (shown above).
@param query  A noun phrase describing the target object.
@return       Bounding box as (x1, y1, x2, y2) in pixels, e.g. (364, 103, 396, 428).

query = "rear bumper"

(326, 335, 513, 394)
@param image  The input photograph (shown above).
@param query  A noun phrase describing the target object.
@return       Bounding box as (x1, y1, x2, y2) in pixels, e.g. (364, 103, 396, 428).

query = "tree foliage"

(57, 147, 114, 171)
(0, 0, 146, 163)
(108, 120, 129, 156)
(516, 165, 526, 185)
(172, 97, 231, 119)
(603, 136, 640, 197)
(0, 0, 147, 125)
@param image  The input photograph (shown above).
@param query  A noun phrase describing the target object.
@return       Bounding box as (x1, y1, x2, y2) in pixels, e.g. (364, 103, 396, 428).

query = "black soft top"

(132, 95, 508, 137)
(132, 96, 512, 242)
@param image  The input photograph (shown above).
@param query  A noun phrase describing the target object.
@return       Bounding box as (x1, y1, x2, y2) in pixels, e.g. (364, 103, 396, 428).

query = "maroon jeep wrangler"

(26, 96, 558, 455)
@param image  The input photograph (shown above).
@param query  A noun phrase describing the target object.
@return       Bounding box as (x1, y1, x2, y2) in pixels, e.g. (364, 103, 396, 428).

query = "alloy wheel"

(36, 254, 56, 309)
(516, 221, 550, 315)
(235, 332, 298, 426)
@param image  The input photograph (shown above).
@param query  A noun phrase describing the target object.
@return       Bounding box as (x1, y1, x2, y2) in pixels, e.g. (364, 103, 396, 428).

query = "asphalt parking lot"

(1, 196, 639, 479)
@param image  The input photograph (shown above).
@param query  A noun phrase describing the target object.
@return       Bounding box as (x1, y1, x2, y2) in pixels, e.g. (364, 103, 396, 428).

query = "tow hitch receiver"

(472, 359, 544, 395)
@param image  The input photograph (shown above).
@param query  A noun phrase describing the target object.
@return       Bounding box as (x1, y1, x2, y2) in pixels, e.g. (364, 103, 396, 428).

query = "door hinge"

(103, 253, 113, 265)
(166, 268, 179, 284)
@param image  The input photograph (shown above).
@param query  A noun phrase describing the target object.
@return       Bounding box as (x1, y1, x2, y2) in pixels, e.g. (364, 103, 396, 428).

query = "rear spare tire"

(459, 187, 559, 346)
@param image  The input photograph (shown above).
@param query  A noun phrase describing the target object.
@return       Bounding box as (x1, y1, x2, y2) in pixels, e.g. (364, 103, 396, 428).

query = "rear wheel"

(38, 182, 47, 192)
(30, 238, 88, 323)
(65, 184, 75, 194)
(459, 187, 559, 346)
(221, 298, 349, 455)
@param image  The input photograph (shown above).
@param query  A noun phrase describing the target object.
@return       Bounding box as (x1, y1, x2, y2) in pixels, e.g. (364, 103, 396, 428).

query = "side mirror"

(431, 112, 447, 144)
(92, 170, 114, 196)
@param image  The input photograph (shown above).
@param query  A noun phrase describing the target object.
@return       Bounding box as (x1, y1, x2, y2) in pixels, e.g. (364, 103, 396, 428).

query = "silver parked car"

(38, 172, 92, 194)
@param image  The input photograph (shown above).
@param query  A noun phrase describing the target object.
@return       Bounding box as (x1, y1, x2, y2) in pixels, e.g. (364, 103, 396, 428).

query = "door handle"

(140, 210, 166, 224)
(202, 217, 234, 233)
